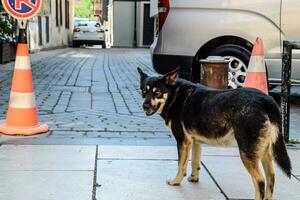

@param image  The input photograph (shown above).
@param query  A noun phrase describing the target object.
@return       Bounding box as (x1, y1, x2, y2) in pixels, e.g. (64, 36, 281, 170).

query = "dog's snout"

(143, 103, 151, 110)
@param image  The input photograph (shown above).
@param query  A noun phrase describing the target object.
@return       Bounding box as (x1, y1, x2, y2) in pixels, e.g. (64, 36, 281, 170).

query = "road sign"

(1, 0, 42, 20)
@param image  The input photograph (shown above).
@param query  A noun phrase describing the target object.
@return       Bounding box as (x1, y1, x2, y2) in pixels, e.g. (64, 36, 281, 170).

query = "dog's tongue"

(145, 109, 154, 116)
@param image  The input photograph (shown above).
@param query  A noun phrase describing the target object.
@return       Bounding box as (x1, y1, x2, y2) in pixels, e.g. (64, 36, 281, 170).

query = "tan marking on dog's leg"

(188, 141, 201, 182)
(167, 134, 192, 186)
(261, 147, 275, 200)
(240, 155, 265, 200)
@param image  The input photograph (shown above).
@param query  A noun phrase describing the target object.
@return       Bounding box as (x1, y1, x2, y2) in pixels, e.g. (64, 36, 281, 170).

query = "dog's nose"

(143, 103, 151, 110)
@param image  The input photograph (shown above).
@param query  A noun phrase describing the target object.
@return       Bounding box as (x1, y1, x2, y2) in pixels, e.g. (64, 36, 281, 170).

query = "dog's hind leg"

(240, 154, 265, 200)
(188, 141, 201, 183)
(261, 146, 275, 200)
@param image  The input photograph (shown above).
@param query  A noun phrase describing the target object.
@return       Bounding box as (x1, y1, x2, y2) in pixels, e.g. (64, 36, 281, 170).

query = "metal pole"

(133, 0, 137, 47)
(281, 40, 300, 142)
(281, 41, 292, 143)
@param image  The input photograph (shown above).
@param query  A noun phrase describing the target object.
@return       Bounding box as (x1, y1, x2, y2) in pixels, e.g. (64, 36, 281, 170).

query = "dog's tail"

(273, 133, 292, 178)
(263, 96, 292, 178)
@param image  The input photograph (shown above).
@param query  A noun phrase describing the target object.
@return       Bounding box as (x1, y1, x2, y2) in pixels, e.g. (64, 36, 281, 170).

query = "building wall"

(28, 0, 74, 52)
(105, 0, 153, 47)
(113, 1, 135, 47)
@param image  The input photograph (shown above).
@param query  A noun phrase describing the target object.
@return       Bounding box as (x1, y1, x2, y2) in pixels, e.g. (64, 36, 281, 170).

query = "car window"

(78, 22, 89, 27)
(74, 19, 89, 27)
(78, 21, 102, 27)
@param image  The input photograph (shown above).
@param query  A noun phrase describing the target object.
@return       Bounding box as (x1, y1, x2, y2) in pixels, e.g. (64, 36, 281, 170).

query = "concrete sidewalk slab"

(0, 171, 93, 200)
(288, 149, 300, 175)
(0, 145, 96, 170)
(98, 145, 240, 160)
(0, 145, 96, 200)
(97, 160, 225, 200)
(97, 145, 300, 200)
(97, 145, 227, 200)
(202, 156, 300, 200)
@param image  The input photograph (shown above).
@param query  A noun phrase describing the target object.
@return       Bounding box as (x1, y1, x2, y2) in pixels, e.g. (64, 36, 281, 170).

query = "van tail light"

(73, 28, 80, 32)
(156, 0, 170, 35)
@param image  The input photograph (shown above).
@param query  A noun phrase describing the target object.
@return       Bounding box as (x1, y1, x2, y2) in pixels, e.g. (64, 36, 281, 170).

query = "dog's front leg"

(188, 141, 201, 182)
(167, 128, 192, 186)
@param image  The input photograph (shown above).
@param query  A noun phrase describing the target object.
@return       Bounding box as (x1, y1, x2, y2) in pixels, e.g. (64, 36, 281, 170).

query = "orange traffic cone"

(244, 37, 268, 94)
(0, 29, 48, 135)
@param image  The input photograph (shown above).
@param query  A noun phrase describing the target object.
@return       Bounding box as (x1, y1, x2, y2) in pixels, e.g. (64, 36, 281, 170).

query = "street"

(0, 47, 300, 200)
(0, 47, 172, 145)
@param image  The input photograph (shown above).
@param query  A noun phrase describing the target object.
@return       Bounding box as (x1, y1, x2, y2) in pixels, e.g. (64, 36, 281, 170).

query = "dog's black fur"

(138, 67, 291, 200)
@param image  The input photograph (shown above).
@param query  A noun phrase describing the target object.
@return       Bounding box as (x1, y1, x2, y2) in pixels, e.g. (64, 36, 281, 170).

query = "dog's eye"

(142, 89, 147, 97)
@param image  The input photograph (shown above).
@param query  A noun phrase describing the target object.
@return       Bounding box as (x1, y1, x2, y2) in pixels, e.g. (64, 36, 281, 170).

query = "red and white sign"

(1, 0, 41, 20)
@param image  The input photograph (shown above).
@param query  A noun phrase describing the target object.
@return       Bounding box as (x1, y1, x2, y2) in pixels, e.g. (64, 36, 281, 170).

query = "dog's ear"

(137, 67, 148, 82)
(163, 67, 180, 85)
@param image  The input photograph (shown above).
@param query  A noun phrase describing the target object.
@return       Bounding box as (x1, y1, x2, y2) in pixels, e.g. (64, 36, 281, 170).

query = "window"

(38, 16, 43, 45)
(65, 0, 70, 29)
(46, 16, 50, 43)
(56, 0, 59, 26)
(60, 0, 63, 26)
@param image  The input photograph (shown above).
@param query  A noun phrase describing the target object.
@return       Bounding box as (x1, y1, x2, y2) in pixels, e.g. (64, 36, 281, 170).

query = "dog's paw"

(166, 179, 181, 186)
(188, 175, 199, 183)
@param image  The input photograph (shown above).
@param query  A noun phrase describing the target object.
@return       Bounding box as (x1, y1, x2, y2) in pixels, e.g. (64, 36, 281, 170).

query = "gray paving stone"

(202, 156, 300, 200)
(96, 160, 225, 200)
(86, 131, 121, 138)
(51, 131, 85, 137)
(288, 149, 300, 176)
(0, 171, 93, 200)
(0, 145, 96, 170)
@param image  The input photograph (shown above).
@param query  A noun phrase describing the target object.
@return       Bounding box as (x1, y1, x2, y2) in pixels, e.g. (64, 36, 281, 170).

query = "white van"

(150, 0, 300, 88)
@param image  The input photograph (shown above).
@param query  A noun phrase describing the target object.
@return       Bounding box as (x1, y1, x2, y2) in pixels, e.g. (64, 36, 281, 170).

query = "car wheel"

(102, 42, 106, 49)
(207, 44, 251, 89)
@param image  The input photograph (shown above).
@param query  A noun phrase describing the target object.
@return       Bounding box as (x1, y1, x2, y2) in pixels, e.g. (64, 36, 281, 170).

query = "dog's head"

(137, 67, 179, 116)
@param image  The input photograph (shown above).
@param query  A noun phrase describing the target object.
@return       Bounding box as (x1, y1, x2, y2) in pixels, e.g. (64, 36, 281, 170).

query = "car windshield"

(74, 19, 89, 27)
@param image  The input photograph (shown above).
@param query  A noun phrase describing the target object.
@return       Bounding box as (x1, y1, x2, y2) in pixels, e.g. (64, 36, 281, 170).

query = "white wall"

(107, 1, 152, 47)
(113, 1, 135, 47)
(27, 0, 74, 52)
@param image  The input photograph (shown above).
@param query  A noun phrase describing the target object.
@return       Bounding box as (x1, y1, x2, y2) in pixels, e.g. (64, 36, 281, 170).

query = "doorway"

(143, 4, 154, 46)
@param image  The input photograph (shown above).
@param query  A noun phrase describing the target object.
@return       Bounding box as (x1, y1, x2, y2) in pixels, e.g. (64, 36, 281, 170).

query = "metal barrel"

(199, 56, 230, 89)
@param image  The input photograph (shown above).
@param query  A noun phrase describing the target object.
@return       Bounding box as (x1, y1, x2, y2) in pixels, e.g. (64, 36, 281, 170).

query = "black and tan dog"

(137, 67, 291, 200)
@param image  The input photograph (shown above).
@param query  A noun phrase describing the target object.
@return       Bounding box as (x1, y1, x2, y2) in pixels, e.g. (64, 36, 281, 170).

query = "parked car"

(72, 20, 106, 48)
(150, 0, 300, 88)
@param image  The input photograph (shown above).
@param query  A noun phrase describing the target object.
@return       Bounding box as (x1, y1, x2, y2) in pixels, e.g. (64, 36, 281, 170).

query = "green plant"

(0, 2, 17, 42)
(75, 0, 93, 18)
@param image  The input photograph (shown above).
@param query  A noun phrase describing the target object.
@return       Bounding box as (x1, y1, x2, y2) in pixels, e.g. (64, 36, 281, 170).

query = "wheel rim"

(224, 56, 247, 89)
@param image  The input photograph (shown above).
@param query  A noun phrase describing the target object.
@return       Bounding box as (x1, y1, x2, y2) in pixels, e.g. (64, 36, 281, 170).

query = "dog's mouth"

(144, 103, 161, 116)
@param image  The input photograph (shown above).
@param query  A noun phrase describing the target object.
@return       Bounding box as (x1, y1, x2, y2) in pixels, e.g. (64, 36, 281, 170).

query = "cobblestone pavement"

(0, 47, 173, 145)
(0, 47, 300, 145)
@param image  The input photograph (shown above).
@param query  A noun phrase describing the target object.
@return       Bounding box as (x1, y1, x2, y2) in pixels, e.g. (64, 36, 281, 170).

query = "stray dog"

(137, 67, 291, 200)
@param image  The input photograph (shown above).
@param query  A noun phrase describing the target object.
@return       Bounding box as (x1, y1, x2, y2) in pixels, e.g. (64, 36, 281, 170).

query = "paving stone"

(0, 145, 96, 170)
(0, 171, 93, 200)
(202, 156, 300, 200)
(97, 159, 225, 200)
(51, 131, 85, 138)
(288, 149, 300, 176)
(86, 131, 121, 138)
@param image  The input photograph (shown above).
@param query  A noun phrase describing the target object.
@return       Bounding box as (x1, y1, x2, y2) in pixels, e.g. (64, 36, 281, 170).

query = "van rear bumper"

(152, 53, 193, 78)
